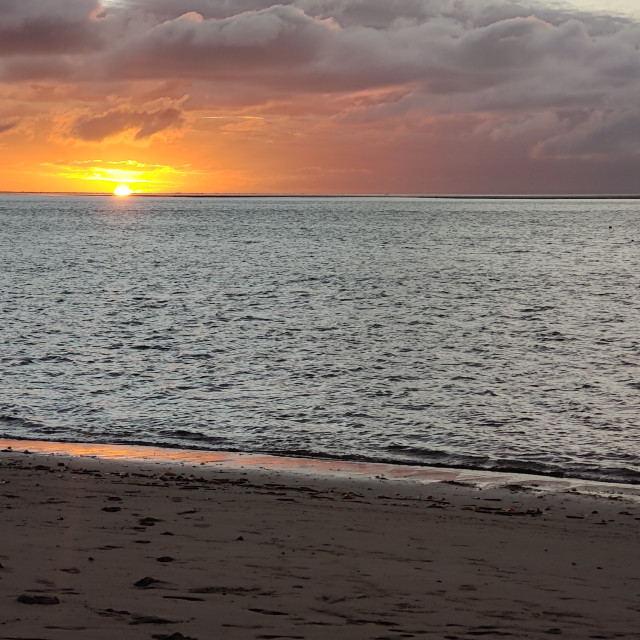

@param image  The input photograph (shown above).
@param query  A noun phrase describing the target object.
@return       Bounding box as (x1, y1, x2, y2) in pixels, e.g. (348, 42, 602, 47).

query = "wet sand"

(1, 440, 639, 639)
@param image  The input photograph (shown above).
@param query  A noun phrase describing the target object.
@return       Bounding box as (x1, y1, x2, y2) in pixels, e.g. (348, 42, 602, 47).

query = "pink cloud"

(60, 102, 186, 142)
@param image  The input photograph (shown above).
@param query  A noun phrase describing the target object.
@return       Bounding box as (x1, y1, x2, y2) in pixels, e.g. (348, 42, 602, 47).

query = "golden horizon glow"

(30, 159, 197, 194)
(113, 184, 133, 196)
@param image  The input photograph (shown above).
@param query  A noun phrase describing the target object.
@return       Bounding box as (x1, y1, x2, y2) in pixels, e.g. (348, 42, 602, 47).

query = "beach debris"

(134, 576, 164, 588)
(17, 594, 60, 605)
(504, 483, 531, 492)
(140, 517, 162, 526)
(424, 496, 450, 506)
(152, 633, 199, 640)
(188, 585, 266, 595)
(449, 625, 512, 636)
(102, 506, 121, 512)
(249, 607, 288, 616)
(471, 506, 542, 516)
(499, 508, 542, 516)
(443, 479, 476, 488)
(157, 556, 175, 563)
(98, 607, 131, 618)
(129, 615, 176, 625)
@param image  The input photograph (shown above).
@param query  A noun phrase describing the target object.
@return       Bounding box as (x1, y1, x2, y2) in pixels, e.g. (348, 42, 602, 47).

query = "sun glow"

(113, 184, 133, 196)
(37, 160, 190, 193)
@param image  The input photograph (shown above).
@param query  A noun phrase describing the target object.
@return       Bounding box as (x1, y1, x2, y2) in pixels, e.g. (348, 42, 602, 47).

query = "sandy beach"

(1, 440, 639, 640)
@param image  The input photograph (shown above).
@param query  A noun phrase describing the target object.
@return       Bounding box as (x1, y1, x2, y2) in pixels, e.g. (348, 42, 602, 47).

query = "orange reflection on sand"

(3, 439, 637, 499)
(0, 438, 464, 480)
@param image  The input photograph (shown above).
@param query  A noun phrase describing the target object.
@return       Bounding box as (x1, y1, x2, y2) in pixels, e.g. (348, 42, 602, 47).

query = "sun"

(113, 184, 133, 196)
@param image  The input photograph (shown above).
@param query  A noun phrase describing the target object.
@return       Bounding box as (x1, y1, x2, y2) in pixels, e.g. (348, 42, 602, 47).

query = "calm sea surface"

(1, 195, 639, 484)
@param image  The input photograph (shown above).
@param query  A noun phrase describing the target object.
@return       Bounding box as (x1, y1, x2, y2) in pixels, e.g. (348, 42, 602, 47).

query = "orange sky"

(2, 1, 640, 194)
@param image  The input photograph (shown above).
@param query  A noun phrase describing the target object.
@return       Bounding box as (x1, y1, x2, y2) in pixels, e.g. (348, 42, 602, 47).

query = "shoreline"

(1, 439, 639, 638)
(2, 438, 639, 501)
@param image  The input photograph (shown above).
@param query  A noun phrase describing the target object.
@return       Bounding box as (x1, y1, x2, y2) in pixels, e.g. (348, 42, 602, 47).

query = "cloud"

(3, 2, 640, 111)
(0, 120, 18, 134)
(61, 102, 186, 143)
(475, 111, 562, 141)
(104, 5, 335, 81)
(536, 109, 640, 157)
(3, 0, 640, 192)
(0, 0, 105, 55)
(94, 3, 640, 107)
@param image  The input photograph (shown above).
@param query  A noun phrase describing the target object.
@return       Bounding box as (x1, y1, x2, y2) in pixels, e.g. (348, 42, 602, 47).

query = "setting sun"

(113, 185, 133, 196)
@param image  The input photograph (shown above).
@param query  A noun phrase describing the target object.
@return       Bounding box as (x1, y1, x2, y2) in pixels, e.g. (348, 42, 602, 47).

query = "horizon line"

(2, 191, 640, 200)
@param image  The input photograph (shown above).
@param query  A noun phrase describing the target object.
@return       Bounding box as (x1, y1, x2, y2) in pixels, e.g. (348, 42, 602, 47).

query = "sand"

(0, 440, 639, 640)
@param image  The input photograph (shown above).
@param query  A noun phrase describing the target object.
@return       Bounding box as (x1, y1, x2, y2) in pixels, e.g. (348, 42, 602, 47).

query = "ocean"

(1, 195, 639, 484)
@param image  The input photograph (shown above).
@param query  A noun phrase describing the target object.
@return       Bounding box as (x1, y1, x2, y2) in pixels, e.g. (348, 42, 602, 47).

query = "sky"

(1, 0, 640, 195)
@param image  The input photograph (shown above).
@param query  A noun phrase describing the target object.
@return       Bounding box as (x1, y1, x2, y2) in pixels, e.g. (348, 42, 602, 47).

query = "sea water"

(1, 195, 639, 484)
